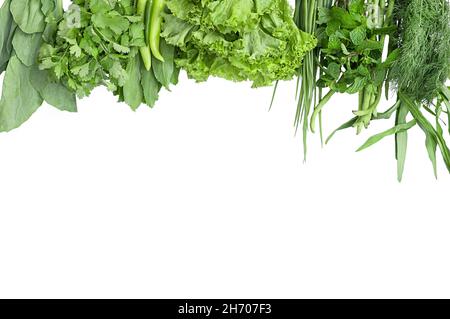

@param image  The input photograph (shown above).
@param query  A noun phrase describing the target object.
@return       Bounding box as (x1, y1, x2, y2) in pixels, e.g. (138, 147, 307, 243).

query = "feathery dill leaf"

(390, 0, 450, 103)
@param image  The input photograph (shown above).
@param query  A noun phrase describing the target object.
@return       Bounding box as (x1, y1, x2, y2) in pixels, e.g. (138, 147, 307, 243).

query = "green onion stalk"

(294, 0, 332, 160)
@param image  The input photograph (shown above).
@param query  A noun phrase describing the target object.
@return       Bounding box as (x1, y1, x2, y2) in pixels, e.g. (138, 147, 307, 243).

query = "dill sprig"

(390, 0, 450, 103)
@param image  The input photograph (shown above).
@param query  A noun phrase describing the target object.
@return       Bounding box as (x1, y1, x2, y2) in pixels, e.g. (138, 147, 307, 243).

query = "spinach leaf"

(141, 68, 161, 108)
(123, 54, 144, 110)
(171, 67, 180, 86)
(30, 67, 77, 112)
(10, 0, 46, 34)
(0, 56, 43, 132)
(41, 0, 63, 44)
(12, 29, 42, 66)
(42, 83, 77, 112)
(0, 0, 15, 74)
(152, 39, 175, 89)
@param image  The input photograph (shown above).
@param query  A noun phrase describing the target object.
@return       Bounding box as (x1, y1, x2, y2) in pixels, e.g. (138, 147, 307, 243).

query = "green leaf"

(112, 42, 131, 54)
(327, 34, 341, 50)
(317, 7, 331, 24)
(400, 92, 450, 173)
(349, 0, 364, 14)
(357, 120, 416, 152)
(141, 68, 161, 108)
(0, 56, 43, 132)
(171, 67, 181, 85)
(356, 40, 383, 51)
(123, 54, 143, 110)
(325, 117, 358, 144)
(330, 7, 359, 29)
(69, 44, 82, 57)
(10, 0, 46, 34)
(152, 39, 175, 89)
(0, 0, 15, 74)
(346, 77, 366, 94)
(425, 132, 438, 178)
(12, 29, 42, 66)
(357, 65, 370, 77)
(109, 60, 128, 87)
(326, 62, 341, 80)
(326, 20, 340, 36)
(127, 22, 146, 47)
(29, 65, 77, 112)
(374, 101, 400, 120)
(40, 0, 56, 16)
(373, 67, 386, 86)
(383, 48, 399, 67)
(43, 83, 77, 112)
(395, 102, 409, 182)
(79, 36, 99, 58)
(92, 12, 130, 35)
(340, 43, 350, 55)
(72, 63, 90, 78)
(350, 26, 366, 45)
(440, 85, 450, 101)
(444, 99, 450, 135)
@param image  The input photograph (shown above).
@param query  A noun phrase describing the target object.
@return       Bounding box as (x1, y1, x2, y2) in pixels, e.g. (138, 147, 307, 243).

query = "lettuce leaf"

(162, 0, 317, 87)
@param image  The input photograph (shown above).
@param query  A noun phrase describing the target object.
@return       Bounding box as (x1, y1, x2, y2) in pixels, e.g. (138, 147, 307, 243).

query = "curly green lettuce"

(161, 0, 317, 87)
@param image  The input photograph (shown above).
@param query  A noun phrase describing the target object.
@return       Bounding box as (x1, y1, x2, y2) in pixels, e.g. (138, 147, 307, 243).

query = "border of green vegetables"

(275, 0, 450, 181)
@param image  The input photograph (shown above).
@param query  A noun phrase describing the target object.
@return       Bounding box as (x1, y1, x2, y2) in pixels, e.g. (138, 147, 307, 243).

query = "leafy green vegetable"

(356, 119, 416, 152)
(162, 0, 317, 87)
(0, 0, 78, 132)
(290, 0, 333, 159)
(10, 0, 46, 34)
(390, 0, 450, 104)
(152, 38, 175, 89)
(38, 0, 178, 110)
(1, 0, 450, 181)
(0, 56, 43, 131)
(400, 92, 450, 173)
(395, 102, 409, 181)
(30, 66, 77, 112)
(141, 67, 161, 108)
(0, 0, 15, 74)
(38, 0, 146, 98)
(12, 29, 42, 66)
(123, 54, 144, 110)
(312, 0, 395, 134)
(270, 0, 450, 179)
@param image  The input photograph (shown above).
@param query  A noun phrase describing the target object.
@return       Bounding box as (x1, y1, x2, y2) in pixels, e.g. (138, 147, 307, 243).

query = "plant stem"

(311, 90, 335, 133)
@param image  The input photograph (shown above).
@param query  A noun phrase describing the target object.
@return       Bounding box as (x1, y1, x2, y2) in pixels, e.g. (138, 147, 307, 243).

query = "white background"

(1, 0, 450, 299)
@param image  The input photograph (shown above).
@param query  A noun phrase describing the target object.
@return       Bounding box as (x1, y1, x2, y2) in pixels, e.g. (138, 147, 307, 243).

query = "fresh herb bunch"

(277, 0, 396, 159)
(38, 0, 147, 98)
(2, 0, 450, 180)
(291, 0, 333, 160)
(5, 0, 316, 132)
(313, 0, 396, 134)
(390, 0, 450, 104)
(390, 0, 450, 179)
(0, 0, 77, 132)
(276, 0, 450, 180)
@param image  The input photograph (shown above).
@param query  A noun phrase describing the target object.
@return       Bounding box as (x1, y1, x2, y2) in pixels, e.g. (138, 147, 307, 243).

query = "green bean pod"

(137, 0, 152, 70)
(149, 0, 165, 62)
